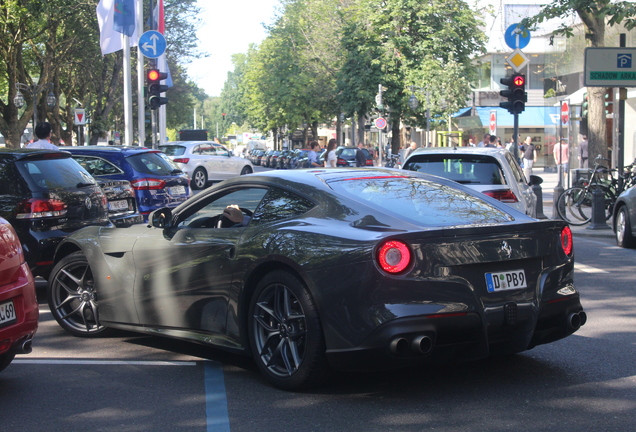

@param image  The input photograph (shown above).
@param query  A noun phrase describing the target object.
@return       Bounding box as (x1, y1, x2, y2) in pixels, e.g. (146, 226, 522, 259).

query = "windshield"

(328, 175, 513, 226)
(158, 145, 186, 156)
(126, 152, 181, 176)
(403, 154, 505, 185)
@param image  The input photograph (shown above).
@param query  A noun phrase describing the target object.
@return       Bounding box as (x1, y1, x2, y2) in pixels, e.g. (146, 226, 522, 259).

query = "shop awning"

(465, 106, 560, 127)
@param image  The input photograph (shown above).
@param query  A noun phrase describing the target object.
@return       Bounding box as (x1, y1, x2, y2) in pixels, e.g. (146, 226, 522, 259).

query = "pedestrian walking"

(325, 139, 337, 167)
(554, 137, 569, 185)
(522, 136, 537, 181)
(26, 122, 59, 150)
(579, 135, 589, 169)
(355, 141, 366, 167)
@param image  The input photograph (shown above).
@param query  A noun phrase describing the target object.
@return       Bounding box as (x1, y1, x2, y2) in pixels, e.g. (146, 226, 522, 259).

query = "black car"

(336, 146, 374, 167)
(0, 149, 110, 278)
(48, 168, 584, 390)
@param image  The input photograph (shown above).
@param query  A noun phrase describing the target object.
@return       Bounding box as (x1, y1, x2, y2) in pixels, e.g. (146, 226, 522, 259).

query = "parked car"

(277, 149, 293, 169)
(49, 168, 583, 390)
(159, 141, 254, 189)
(266, 150, 281, 169)
(402, 147, 539, 216)
(252, 149, 266, 166)
(613, 163, 636, 248)
(65, 146, 190, 220)
(0, 216, 39, 373)
(0, 149, 110, 278)
(336, 146, 374, 167)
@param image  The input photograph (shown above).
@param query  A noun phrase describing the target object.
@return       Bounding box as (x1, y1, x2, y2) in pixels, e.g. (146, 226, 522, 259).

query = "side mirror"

(149, 207, 173, 228)
(529, 174, 543, 186)
(228, 151, 233, 157)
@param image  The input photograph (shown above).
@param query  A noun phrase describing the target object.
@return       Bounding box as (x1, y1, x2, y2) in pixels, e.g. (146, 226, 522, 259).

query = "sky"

(187, 0, 281, 97)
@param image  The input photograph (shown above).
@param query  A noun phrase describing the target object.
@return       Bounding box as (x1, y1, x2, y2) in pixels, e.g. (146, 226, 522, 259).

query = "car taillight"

(560, 226, 573, 256)
(337, 158, 347, 165)
(366, 160, 374, 166)
(483, 189, 518, 203)
(16, 199, 68, 219)
(173, 158, 190, 164)
(377, 240, 411, 274)
(131, 178, 166, 190)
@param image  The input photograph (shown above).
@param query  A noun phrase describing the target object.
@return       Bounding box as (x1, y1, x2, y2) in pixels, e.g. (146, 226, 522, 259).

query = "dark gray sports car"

(48, 168, 585, 390)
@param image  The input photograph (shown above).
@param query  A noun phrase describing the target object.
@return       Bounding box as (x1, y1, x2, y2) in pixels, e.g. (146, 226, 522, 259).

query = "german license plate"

(485, 269, 527, 292)
(108, 200, 129, 211)
(168, 186, 186, 196)
(0, 300, 16, 327)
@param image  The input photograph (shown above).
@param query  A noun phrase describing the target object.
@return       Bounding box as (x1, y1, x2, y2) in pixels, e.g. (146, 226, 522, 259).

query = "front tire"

(191, 168, 208, 190)
(616, 206, 636, 248)
(48, 252, 111, 337)
(248, 271, 328, 390)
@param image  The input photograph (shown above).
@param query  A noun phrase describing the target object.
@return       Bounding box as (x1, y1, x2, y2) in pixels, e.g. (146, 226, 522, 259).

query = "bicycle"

(557, 155, 636, 226)
(384, 154, 400, 168)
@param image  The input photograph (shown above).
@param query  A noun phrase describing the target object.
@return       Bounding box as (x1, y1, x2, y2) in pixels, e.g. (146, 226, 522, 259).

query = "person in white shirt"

(325, 139, 337, 167)
(26, 122, 59, 150)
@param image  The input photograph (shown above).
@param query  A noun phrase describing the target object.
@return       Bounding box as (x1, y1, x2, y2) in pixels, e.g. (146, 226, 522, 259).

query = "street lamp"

(14, 82, 56, 131)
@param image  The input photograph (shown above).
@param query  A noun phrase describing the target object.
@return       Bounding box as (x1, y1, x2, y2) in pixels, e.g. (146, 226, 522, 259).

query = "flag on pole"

(154, 0, 165, 34)
(96, 0, 139, 55)
(113, 0, 136, 36)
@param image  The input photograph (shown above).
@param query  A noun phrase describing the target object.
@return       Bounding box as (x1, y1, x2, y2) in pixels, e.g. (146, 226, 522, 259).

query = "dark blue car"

(65, 146, 191, 219)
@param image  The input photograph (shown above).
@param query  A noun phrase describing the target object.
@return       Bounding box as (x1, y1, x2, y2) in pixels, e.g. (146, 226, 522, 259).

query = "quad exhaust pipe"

(390, 335, 434, 355)
(568, 311, 587, 331)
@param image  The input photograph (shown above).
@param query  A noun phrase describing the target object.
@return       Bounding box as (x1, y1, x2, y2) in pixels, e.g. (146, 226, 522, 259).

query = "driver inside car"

(222, 205, 251, 227)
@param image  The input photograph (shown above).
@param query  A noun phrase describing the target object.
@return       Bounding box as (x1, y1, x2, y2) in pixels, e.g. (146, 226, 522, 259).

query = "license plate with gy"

(485, 269, 527, 292)
(168, 186, 186, 196)
(0, 300, 16, 326)
(108, 200, 129, 211)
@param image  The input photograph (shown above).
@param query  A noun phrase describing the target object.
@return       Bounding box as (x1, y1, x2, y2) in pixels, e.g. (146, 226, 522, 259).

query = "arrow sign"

(139, 31, 166, 59)
(489, 110, 497, 136)
(504, 24, 531, 50)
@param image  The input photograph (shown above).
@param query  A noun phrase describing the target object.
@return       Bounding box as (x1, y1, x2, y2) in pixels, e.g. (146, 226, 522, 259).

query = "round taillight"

(560, 226, 573, 256)
(377, 240, 411, 274)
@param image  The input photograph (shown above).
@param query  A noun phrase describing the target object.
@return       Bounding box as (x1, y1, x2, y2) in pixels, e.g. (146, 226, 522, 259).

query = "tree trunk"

(357, 115, 365, 146)
(578, 9, 607, 161)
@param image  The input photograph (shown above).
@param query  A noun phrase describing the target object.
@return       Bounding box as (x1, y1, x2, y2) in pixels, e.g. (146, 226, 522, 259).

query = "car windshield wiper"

(171, 169, 183, 175)
(76, 181, 96, 188)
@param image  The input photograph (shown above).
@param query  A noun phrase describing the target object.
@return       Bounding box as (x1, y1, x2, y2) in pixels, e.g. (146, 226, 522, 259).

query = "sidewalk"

(532, 169, 615, 239)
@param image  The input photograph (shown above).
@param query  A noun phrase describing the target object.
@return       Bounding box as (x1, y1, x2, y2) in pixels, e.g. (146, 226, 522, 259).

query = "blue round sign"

(504, 24, 531, 50)
(139, 30, 166, 59)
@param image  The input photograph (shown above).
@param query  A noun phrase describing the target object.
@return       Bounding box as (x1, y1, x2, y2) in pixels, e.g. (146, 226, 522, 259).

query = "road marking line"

(13, 359, 197, 366)
(205, 361, 230, 432)
(575, 263, 609, 274)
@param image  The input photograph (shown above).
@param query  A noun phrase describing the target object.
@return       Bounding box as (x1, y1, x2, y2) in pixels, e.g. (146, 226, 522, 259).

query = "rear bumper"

(325, 295, 584, 372)
(0, 262, 39, 357)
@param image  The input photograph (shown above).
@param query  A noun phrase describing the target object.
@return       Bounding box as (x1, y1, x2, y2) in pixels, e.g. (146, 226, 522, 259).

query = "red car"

(0, 216, 38, 373)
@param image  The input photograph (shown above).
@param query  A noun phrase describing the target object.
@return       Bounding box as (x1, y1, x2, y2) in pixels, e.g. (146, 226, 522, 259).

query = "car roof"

(163, 141, 220, 146)
(0, 148, 72, 160)
(407, 146, 508, 158)
(64, 146, 159, 156)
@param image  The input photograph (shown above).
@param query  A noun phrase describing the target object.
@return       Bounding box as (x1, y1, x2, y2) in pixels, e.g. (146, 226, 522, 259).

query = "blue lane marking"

(204, 361, 230, 432)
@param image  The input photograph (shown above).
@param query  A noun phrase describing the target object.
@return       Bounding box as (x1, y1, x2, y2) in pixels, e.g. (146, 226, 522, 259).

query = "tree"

(522, 0, 636, 162)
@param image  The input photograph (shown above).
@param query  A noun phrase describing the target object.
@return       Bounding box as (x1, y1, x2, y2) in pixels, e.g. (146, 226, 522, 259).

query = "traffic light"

(604, 90, 613, 116)
(499, 73, 526, 114)
(147, 69, 169, 110)
(581, 92, 588, 136)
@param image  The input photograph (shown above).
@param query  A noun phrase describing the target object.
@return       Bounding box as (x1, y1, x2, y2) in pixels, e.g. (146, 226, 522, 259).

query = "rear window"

(126, 152, 180, 176)
(15, 158, 96, 191)
(159, 145, 186, 156)
(328, 175, 512, 226)
(72, 156, 123, 176)
(403, 154, 504, 185)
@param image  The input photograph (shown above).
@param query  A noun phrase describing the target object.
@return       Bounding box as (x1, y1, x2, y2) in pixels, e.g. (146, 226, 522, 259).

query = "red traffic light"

(513, 75, 525, 86)
(147, 69, 160, 81)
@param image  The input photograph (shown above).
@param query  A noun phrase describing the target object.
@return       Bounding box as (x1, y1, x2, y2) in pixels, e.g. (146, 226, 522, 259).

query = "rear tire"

(240, 166, 253, 175)
(248, 270, 328, 390)
(616, 206, 636, 248)
(191, 168, 208, 190)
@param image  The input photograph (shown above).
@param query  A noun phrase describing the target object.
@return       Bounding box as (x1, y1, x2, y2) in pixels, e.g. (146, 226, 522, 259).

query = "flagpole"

(123, 34, 134, 146)
(137, 0, 145, 146)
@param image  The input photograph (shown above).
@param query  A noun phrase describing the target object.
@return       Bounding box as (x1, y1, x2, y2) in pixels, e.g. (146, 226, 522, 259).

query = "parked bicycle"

(385, 154, 400, 168)
(557, 155, 636, 226)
